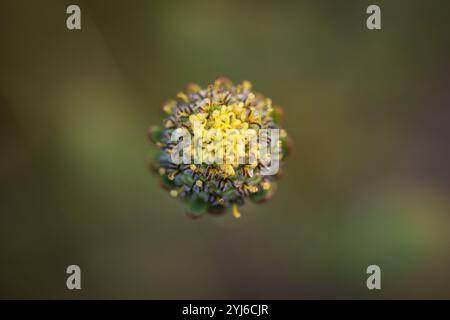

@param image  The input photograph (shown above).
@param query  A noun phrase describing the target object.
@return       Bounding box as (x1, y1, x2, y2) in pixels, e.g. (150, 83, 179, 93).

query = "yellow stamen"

(162, 100, 176, 114)
(223, 165, 235, 177)
(262, 181, 271, 190)
(244, 184, 258, 193)
(232, 204, 241, 219)
(242, 80, 252, 90)
(195, 180, 203, 188)
(158, 167, 166, 175)
(176, 92, 189, 103)
(186, 83, 201, 93)
(168, 170, 179, 181)
(246, 93, 255, 105)
(164, 120, 174, 128)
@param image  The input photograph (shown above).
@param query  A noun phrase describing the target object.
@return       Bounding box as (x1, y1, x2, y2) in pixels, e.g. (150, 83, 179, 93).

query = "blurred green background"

(1, 0, 449, 299)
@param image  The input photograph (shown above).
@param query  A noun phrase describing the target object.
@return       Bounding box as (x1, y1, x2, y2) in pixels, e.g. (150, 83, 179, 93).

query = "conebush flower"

(148, 78, 290, 218)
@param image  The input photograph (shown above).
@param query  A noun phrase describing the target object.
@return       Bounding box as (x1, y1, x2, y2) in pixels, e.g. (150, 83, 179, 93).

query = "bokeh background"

(1, 0, 449, 299)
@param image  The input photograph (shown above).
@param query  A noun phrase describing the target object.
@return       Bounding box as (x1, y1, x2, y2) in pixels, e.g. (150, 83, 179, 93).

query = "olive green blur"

(0, 0, 449, 299)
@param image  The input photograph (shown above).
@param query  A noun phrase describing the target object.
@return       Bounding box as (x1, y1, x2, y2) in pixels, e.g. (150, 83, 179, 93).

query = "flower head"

(148, 78, 290, 218)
